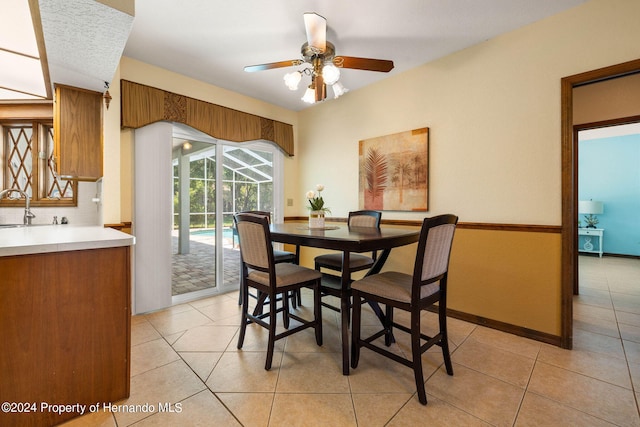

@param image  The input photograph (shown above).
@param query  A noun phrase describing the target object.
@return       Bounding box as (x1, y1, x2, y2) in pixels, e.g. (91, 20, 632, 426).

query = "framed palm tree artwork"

(358, 128, 428, 211)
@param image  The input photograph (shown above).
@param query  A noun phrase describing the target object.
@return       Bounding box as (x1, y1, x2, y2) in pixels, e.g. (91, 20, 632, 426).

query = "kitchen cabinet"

(0, 227, 133, 426)
(54, 84, 103, 181)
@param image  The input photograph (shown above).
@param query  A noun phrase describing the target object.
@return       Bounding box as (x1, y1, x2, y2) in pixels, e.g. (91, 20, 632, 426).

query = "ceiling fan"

(244, 12, 394, 104)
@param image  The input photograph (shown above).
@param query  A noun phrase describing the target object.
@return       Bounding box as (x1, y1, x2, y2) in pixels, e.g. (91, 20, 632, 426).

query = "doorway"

(574, 119, 640, 293)
(560, 58, 640, 349)
(170, 124, 283, 304)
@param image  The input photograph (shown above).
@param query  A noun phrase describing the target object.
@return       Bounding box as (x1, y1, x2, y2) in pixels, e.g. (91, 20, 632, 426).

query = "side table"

(578, 228, 604, 257)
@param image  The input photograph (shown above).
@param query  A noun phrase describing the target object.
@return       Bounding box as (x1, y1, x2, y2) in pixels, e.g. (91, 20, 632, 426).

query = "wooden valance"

(120, 80, 294, 156)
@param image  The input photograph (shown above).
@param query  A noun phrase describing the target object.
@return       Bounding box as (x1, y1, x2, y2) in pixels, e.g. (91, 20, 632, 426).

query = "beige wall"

(574, 72, 640, 124)
(102, 64, 123, 224)
(105, 57, 300, 223)
(295, 0, 640, 336)
(103, 0, 640, 338)
(297, 0, 640, 224)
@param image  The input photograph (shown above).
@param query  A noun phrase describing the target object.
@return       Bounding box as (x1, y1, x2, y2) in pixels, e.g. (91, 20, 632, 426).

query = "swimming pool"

(189, 228, 235, 239)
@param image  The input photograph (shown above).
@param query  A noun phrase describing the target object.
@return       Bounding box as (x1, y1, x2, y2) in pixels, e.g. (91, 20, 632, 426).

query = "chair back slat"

(421, 223, 456, 281)
(236, 214, 271, 270)
(348, 210, 381, 228)
(413, 215, 457, 285)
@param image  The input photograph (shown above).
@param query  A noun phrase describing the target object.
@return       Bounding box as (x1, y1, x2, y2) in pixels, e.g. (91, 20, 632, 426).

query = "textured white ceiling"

(32, 0, 589, 109)
(39, 0, 134, 93)
(122, 0, 588, 111)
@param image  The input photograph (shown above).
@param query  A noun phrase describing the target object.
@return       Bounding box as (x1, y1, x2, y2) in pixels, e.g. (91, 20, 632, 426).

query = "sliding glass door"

(171, 127, 281, 303)
(172, 141, 217, 299)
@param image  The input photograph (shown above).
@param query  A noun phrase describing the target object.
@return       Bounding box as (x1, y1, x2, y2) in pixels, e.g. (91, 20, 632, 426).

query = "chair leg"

(237, 284, 249, 349)
(287, 288, 301, 309)
(253, 291, 266, 317)
(411, 309, 427, 405)
(265, 294, 277, 370)
(314, 281, 323, 346)
(340, 293, 350, 375)
(384, 305, 394, 346)
(350, 291, 362, 369)
(238, 263, 243, 305)
(439, 301, 454, 376)
(283, 292, 290, 329)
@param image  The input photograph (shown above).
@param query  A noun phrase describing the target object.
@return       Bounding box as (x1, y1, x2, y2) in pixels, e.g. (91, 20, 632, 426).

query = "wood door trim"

(560, 58, 640, 349)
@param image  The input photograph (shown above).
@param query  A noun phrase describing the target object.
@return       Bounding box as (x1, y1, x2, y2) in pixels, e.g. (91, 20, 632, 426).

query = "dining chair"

(314, 210, 381, 314)
(350, 214, 458, 405)
(243, 211, 298, 263)
(236, 210, 300, 309)
(314, 210, 382, 275)
(235, 213, 323, 370)
(314, 209, 381, 375)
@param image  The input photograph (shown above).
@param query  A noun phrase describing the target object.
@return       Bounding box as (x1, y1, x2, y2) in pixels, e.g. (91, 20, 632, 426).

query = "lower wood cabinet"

(0, 246, 131, 426)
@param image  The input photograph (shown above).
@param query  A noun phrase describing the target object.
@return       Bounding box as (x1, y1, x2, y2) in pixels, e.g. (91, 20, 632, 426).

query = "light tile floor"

(64, 255, 640, 426)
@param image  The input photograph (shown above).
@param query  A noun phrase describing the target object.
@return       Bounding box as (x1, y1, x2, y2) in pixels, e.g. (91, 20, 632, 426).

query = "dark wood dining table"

(270, 222, 420, 375)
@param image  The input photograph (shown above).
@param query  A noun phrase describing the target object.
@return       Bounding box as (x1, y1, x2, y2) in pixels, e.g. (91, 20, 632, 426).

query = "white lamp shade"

(332, 81, 348, 98)
(578, 200, 603, 214)
(322, 64, 340, 85)
(283, 71, 301, 90)
(301, 86, 315, 104)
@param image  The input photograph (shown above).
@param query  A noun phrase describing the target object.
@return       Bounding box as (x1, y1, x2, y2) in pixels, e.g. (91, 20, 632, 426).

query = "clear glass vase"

(309, 210, 325, 229)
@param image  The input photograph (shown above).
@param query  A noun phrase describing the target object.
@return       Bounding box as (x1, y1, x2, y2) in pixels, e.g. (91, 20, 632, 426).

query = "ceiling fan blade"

(304, 12, 326, 53)
(334, 56, 394, 73)
(244, 59, 302, 72)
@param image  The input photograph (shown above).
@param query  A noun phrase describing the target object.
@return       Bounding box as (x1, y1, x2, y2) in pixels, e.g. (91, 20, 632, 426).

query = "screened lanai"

(171, 134, 279, 299)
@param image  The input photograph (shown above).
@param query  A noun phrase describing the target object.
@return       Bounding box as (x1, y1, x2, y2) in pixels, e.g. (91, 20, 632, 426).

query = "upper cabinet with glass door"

(53, 84, 103, 181)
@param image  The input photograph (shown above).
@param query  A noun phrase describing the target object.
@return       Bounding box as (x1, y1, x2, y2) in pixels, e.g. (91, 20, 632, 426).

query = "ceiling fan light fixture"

(332, 81, 348, 99)
(283, 71, 302, 90)
(301, 85, 316, 104)
(322, 63, 340, 85)
(245, 13, 393, 107)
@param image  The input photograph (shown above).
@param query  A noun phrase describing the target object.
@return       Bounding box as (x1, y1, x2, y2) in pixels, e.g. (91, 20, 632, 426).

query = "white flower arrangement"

(306, 184, 330, 213)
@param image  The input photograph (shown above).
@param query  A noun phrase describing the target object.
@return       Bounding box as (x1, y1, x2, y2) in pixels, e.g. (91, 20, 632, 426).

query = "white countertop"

(0, 225, 135, 257)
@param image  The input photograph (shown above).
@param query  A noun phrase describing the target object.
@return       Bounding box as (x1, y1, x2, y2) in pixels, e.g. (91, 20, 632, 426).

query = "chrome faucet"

(0, 188, 36, 225)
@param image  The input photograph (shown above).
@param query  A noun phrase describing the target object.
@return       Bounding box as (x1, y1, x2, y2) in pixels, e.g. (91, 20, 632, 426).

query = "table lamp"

(578, 200, 603, 228)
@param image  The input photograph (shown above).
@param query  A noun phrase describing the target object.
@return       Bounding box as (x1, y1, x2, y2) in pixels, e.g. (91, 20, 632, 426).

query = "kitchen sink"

(0, 224, 51, 228)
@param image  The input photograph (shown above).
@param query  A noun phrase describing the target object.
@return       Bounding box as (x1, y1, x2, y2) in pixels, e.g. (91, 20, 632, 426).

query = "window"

(172, 144, 276, 231)
(0, 120, 76, 207)
(222, 146, 274, 217)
